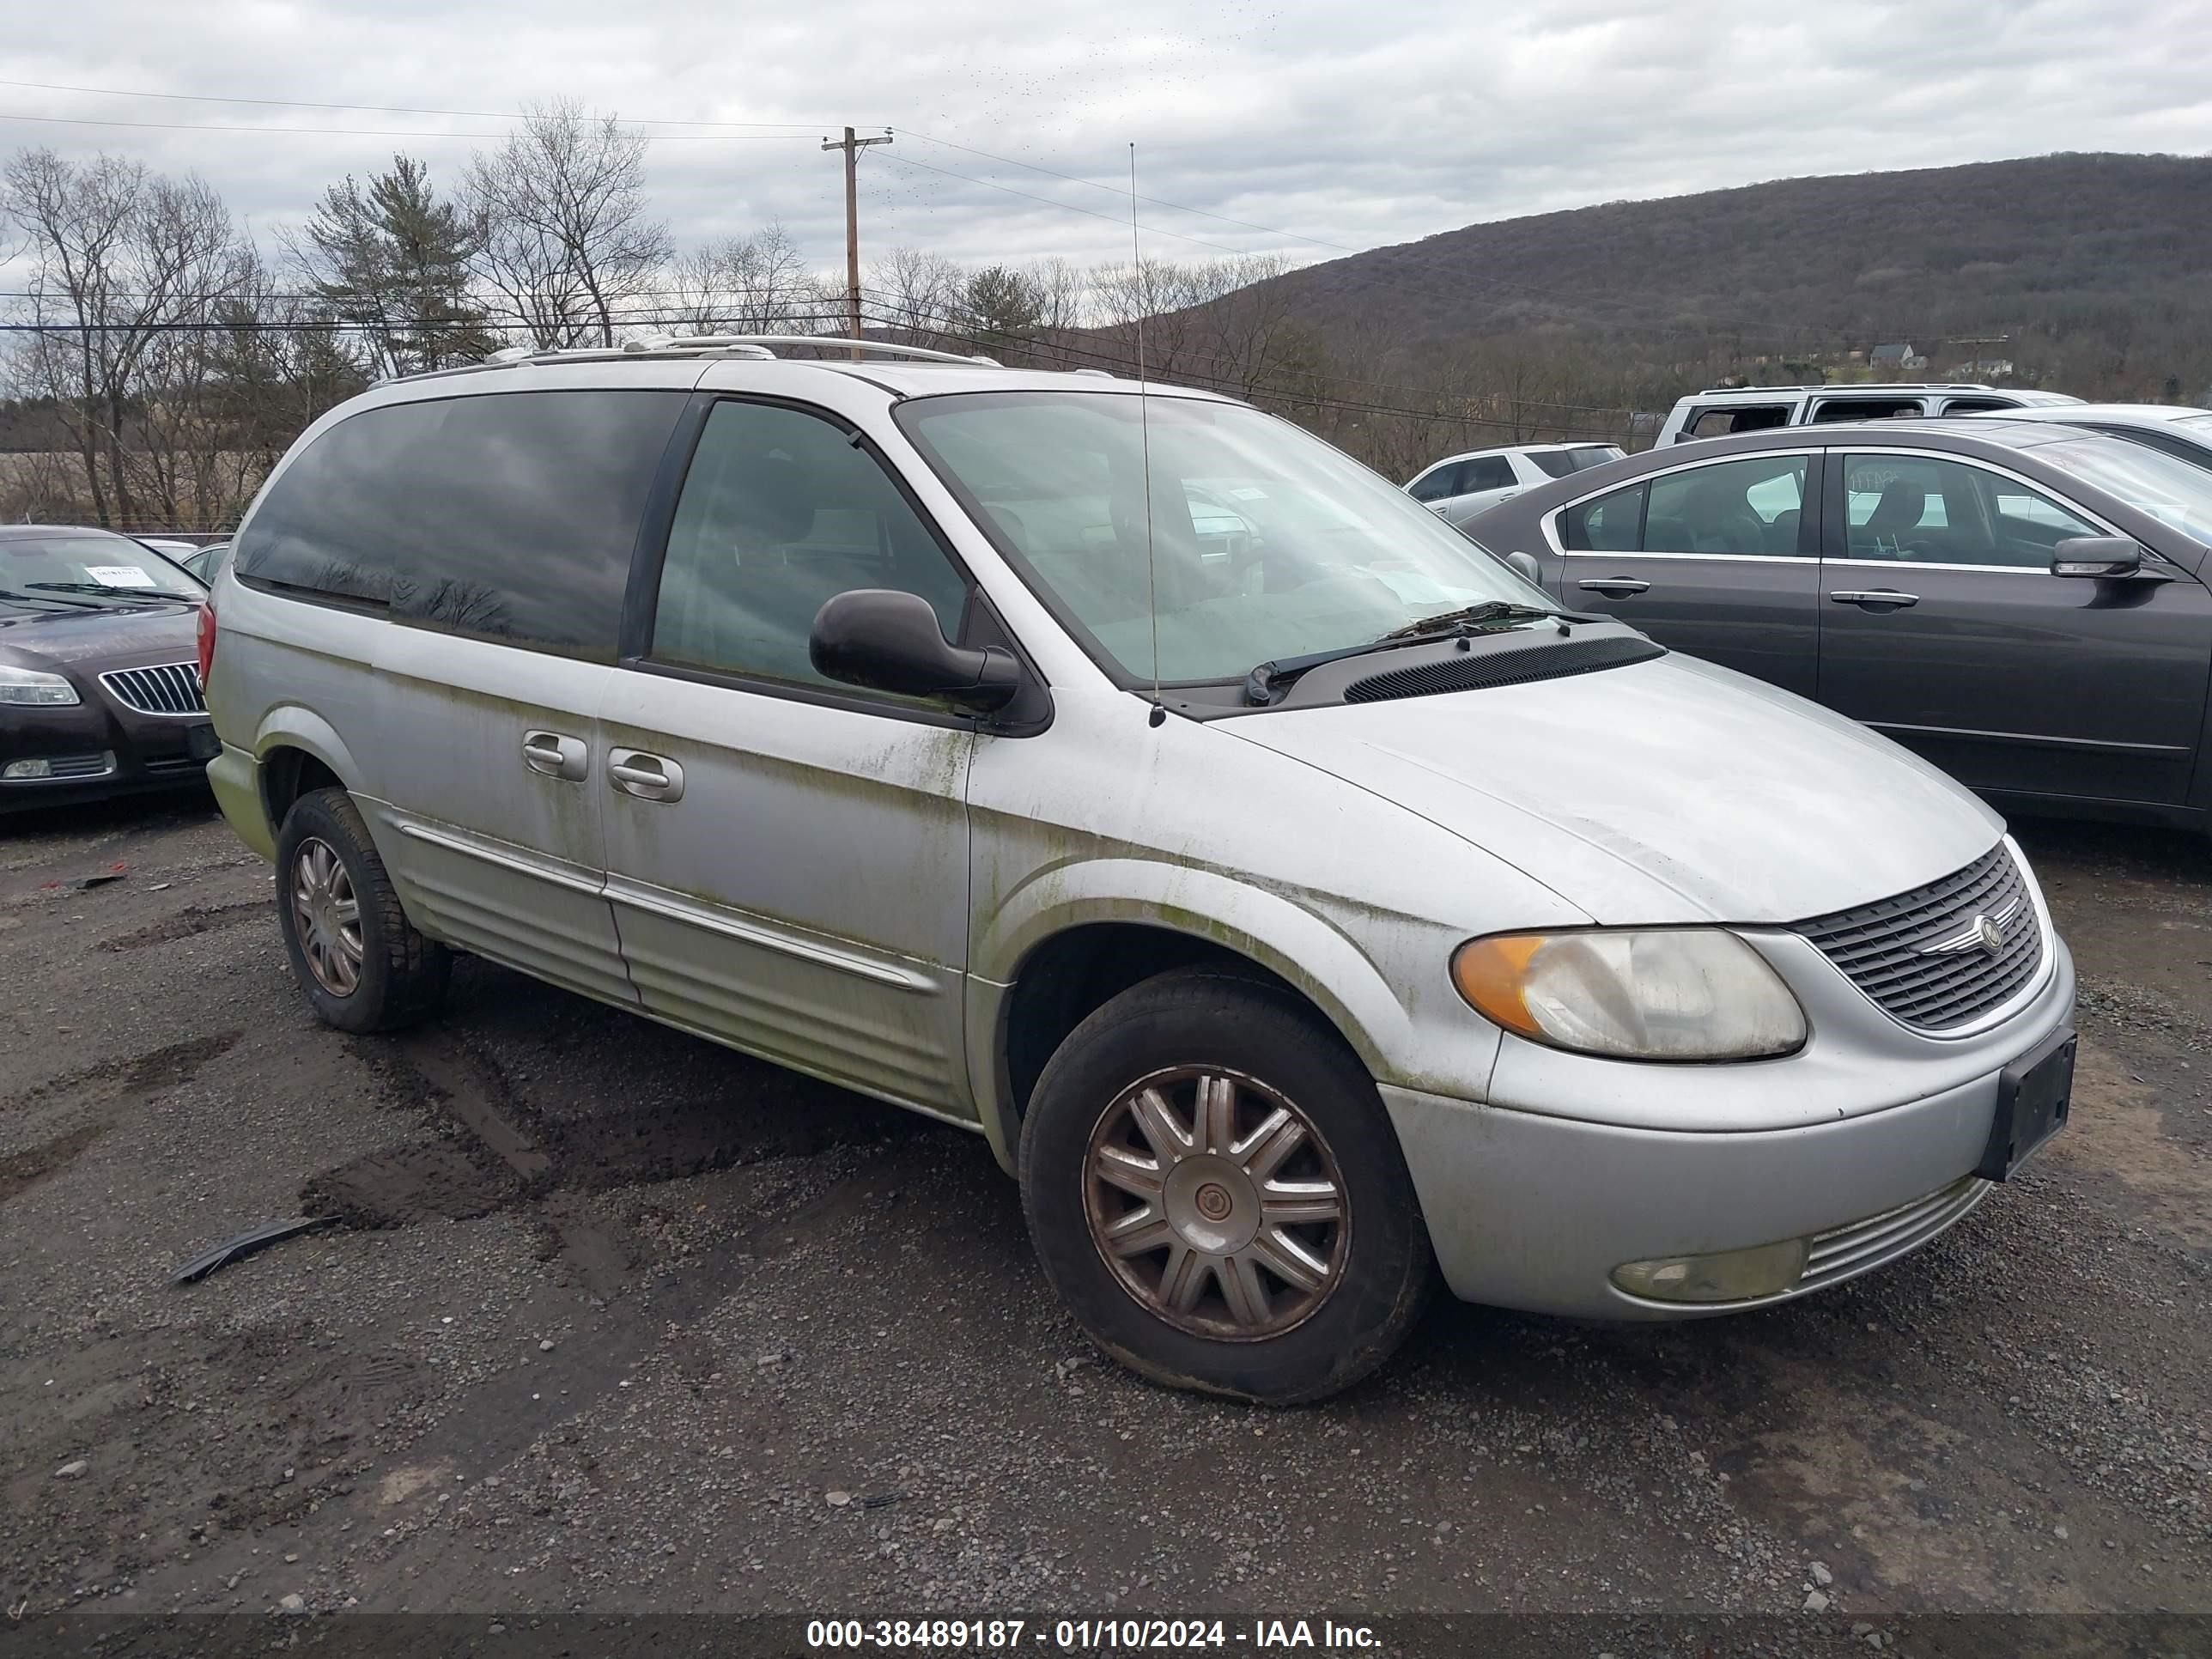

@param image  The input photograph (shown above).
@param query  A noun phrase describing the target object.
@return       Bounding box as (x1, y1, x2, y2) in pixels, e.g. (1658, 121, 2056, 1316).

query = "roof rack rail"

(622, 333, 1001, 367)
(386, 333, 1002, 385)
(1698, 380, 1997, 395)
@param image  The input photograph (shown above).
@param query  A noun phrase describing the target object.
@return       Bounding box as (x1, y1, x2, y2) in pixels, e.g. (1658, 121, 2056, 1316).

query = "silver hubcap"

(1085, 1066, 1348, 1340)
(290, 837, 364, 996)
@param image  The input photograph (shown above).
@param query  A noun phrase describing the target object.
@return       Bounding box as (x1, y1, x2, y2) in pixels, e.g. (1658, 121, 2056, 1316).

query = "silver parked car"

(201, 337, 2077, 1403)
(1404, 441, 1625, 525)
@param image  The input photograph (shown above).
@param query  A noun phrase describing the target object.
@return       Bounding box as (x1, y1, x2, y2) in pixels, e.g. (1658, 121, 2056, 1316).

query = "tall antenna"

(1130, 142, 1165, 728)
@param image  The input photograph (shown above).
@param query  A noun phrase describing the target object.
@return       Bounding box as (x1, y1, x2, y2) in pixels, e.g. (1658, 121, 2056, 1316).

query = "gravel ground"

(0, 790, 2206, 1633)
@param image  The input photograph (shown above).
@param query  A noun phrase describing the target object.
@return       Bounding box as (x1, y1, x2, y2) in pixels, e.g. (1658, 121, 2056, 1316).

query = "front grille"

(100, 661, 205, 716)
(1801, 1176, 1988, 1289)
(1791, 843, 2044, 1030)
(1341, 634, 1665, 704)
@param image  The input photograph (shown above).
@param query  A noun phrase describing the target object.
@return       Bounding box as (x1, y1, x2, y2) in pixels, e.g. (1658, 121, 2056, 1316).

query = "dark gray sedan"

(1459, 419, 2212, 833)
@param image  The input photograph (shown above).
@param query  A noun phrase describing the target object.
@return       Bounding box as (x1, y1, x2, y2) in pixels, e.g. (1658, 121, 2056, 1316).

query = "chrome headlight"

(0, 665, 80, 706)
(1452, 928, 1807, 1060)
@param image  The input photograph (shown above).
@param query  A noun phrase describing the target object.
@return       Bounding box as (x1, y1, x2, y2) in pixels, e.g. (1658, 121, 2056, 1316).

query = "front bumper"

(0, 696, 218, 813)
(1385, 932, 2075, 1321)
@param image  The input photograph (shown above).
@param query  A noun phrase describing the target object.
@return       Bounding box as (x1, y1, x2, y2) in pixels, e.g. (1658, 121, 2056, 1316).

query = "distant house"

(1869, 342, 1928, 371)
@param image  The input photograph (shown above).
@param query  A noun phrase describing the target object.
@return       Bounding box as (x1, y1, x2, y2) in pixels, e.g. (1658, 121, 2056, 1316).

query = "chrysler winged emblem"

(1924, 896, 2024, 959)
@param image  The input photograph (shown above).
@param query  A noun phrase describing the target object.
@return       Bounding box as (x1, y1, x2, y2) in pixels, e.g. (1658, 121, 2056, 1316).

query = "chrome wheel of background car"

(290, 836, 364, 996)
(1084, 1066, 1349, 1340)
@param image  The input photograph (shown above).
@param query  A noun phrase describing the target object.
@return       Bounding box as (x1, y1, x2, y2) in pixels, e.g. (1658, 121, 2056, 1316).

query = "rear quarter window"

(234, 388, 687, 659)
(1684, 405, 1791, 440)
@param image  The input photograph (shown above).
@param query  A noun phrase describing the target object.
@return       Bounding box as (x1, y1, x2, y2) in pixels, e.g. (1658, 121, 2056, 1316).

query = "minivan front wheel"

(1020, 969, 1431, 1404)
(274, 787, 450, 1034)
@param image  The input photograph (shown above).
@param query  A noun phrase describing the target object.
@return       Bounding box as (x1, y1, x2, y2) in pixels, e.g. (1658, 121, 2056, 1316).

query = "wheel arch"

(252, 707, 364, 832)
(965, 860, 1413, 1170)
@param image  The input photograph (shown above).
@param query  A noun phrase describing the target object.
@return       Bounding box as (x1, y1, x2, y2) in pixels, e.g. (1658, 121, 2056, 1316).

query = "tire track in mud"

(99, 901, 266, 952)
(0, 1029, 245, 1118)
(302, 1023, 923, 1237)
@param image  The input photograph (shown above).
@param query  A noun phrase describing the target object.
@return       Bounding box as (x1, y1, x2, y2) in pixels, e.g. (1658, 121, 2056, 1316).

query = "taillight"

(196, 601, 217, 684)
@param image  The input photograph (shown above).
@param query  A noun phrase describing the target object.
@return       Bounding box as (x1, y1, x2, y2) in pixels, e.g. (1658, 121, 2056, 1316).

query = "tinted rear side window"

(235, 389, 686, 659)
(1560, 484, 1645, 550)
(1529, 446, 1626, 479)
(1685, 405, 1790, 440)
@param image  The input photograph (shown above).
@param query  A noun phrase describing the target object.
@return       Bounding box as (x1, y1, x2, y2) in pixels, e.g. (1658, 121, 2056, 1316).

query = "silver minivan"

(202, 338, 2077, 1403)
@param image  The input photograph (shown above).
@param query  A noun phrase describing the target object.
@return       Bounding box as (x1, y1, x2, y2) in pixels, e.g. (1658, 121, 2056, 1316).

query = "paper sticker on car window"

(84, 566, 158, 588)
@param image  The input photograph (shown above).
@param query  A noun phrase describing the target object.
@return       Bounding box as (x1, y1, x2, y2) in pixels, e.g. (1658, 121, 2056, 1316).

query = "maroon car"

(0, 525, 217, 811)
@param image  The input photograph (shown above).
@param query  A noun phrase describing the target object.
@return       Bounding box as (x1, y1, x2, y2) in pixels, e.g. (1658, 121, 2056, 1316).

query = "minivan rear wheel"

(275, 787, 449, 1033)
(1019, 969, 1431, 1404)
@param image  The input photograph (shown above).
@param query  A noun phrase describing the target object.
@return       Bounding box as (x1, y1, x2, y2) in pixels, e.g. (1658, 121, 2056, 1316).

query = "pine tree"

(300, 155, 496, 378)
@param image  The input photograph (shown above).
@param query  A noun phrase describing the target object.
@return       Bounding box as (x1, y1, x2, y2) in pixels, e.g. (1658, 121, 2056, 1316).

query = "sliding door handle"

(1576, 577, 1651, 596)
(609, 748, 684, 803)
(1828, 589, 1920, 609)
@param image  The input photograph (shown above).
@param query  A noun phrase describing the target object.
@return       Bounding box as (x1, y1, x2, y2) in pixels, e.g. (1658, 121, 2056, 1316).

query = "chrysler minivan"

(203, 339, 2077, 1403)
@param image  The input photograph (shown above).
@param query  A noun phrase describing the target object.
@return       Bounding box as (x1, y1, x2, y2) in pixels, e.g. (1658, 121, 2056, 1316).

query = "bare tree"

(3, 148, 248, 527)
(666, 222, 827, 335)
(867, 246, 966, 348)
(464, 100, 671, 349)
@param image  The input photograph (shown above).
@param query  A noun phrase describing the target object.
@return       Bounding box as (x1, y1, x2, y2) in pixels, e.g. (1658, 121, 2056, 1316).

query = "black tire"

(274, 787, 450, 1034)
(1019, 968, 1432, 1405)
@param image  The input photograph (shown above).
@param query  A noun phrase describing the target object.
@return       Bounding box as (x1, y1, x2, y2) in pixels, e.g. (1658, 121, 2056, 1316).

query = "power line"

(0, 81, 1958, 349)
(0, 110, 809, 142)
(853, 292, 1633, 439)
(0, 76, 828, 129)
(856, 286, 1642, 422)
(0, 311, 855, 334)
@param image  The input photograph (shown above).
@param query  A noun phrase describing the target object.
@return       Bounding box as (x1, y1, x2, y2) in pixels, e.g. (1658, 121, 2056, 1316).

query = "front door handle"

(1829, 589, 1920, 609)
(1577, 577, 1651, 596)
(522, 730, 588, 781)
(609, 748, 684, 803)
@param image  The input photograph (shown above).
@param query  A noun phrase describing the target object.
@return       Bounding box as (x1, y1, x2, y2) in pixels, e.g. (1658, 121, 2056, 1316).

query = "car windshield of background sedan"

(897, 392, 1543, 684)
(1, 534, 205, 609)
(2033, 434, 2212, 543)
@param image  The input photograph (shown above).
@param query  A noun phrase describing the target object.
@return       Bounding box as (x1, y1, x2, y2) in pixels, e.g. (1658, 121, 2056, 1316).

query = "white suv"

(1656, 382, 2078, 447)
(1405, 442, 1625, 524)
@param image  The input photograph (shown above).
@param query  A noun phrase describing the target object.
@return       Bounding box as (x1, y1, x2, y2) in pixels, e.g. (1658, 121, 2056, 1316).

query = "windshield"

(2036, 435, 2212, 543)
(896, 392, 1548, 683)
(0, 535, 204, 606)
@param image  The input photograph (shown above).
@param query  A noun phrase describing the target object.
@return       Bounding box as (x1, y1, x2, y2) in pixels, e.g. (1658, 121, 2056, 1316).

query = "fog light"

(1612, 1237, 1809, 1304)
(3, 758, 53, 780)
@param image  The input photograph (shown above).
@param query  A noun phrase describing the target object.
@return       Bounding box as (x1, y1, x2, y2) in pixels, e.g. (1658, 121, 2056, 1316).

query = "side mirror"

(810, 589, 1021, 712)
(1504, 550, 1543, 584)
(2051, 536, 2142, 579)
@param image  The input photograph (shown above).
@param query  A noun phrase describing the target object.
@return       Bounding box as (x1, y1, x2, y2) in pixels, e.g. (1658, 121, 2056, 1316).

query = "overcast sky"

(3, 0, 2210, 281)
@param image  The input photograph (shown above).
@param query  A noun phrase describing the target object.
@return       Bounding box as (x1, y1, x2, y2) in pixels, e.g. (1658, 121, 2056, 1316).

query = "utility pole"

(822, 126, 891, 357)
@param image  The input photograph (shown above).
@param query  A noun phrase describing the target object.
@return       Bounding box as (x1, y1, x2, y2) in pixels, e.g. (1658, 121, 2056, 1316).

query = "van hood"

(1224, 653, 2003, 925)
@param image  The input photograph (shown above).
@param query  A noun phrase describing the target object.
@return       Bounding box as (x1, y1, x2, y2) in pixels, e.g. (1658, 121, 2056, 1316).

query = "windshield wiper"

(0, 586, 110, 611)
(1243, 604, 1571, 706)
(22, 580, 181, 607)
(1379, 600, 1565, 639)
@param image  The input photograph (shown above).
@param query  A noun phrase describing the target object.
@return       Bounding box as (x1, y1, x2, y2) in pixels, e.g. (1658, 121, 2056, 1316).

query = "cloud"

(2, 0, 2208, 281)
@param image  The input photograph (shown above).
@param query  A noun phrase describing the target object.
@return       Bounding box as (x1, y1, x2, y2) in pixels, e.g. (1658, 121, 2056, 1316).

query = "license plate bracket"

(1977, 1027, 2075, 1181)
